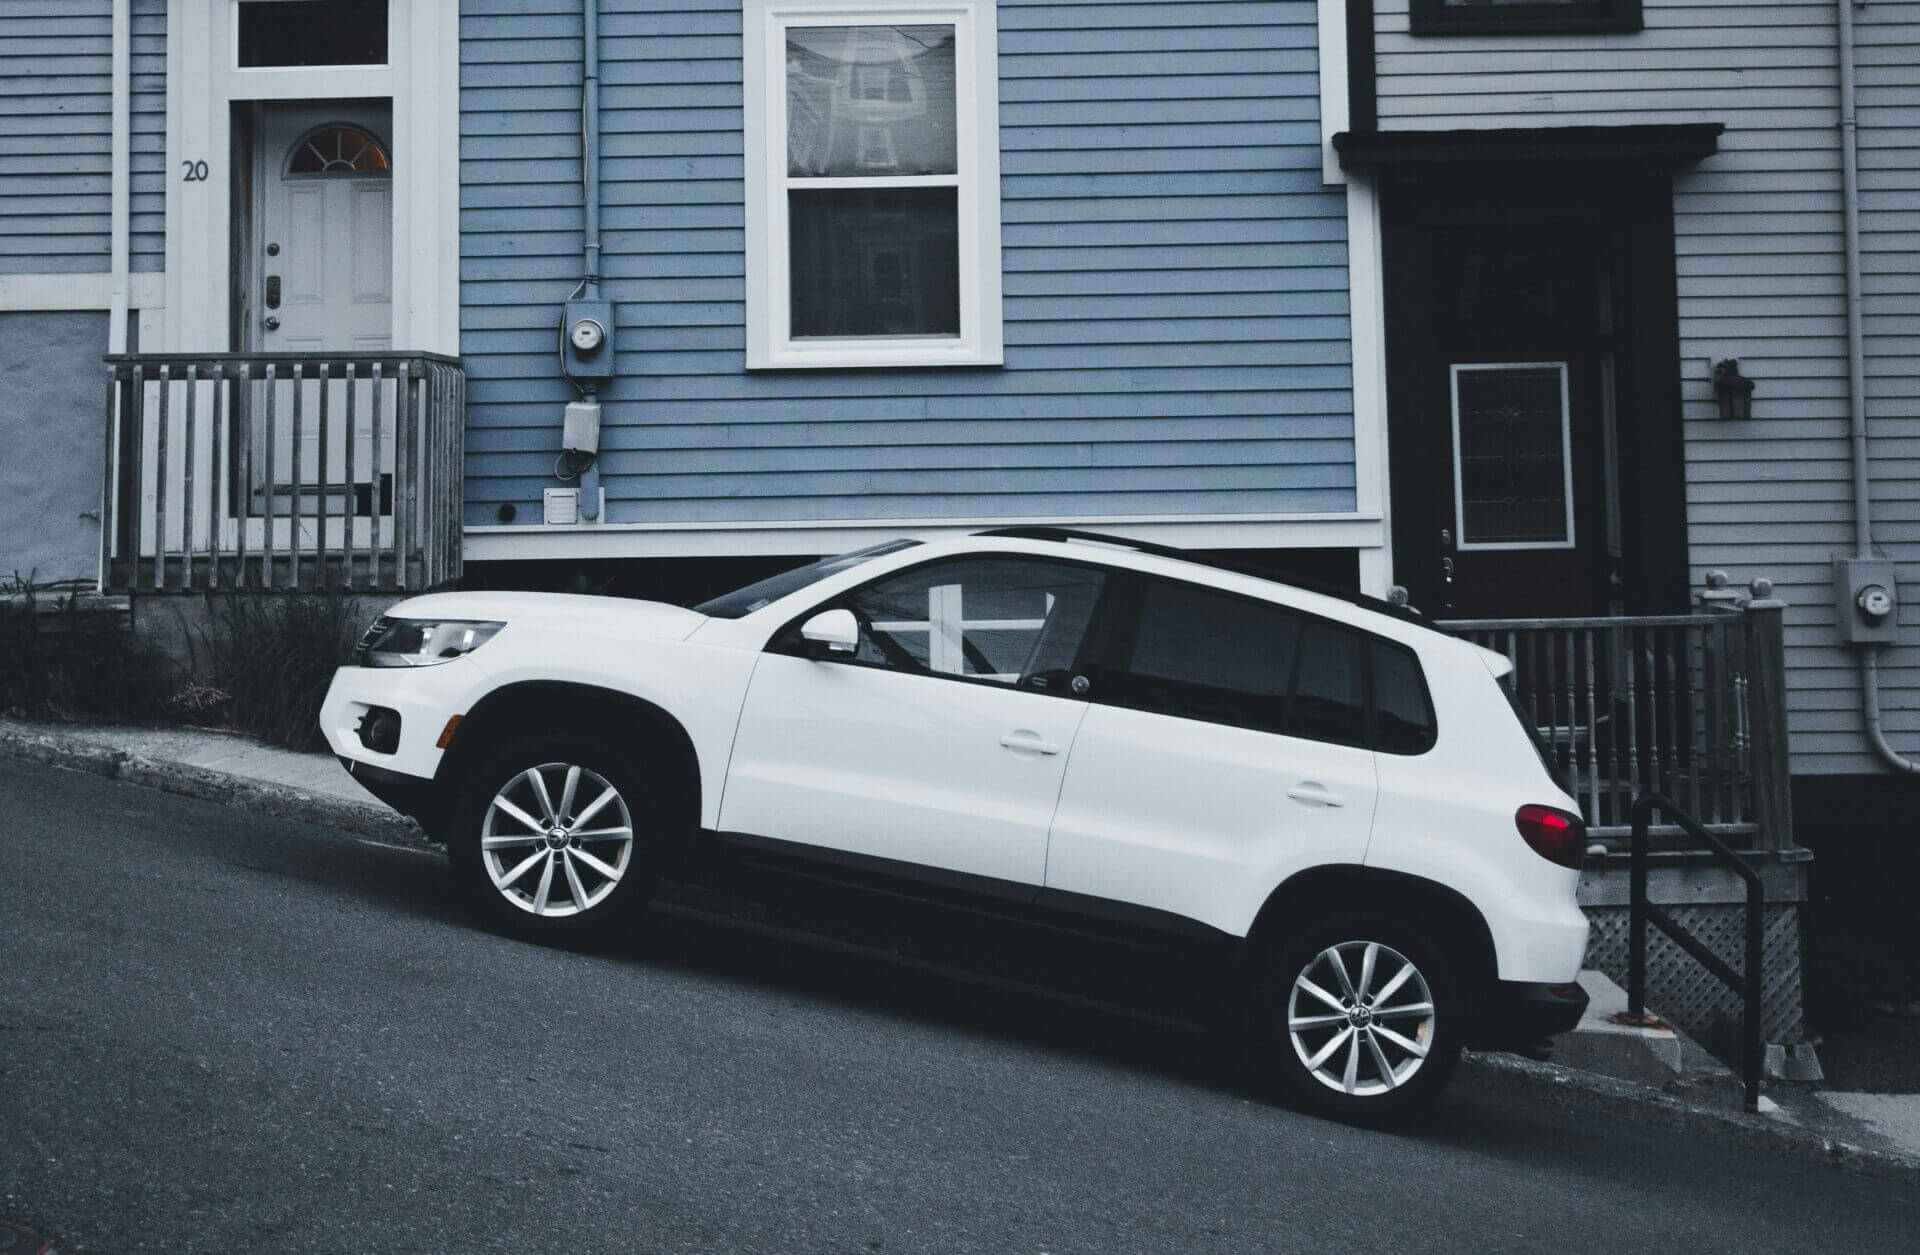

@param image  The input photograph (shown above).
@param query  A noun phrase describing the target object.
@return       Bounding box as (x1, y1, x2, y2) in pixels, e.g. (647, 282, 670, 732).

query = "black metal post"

(1629, 796, 1649, 1019)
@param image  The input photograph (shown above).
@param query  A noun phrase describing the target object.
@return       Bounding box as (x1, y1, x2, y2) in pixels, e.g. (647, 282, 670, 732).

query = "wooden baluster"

(316, 362, 331, 589)
(369, 362, 384, 588)
(344, 362, 358, 590)
(263, 364, 278, 589)
(209, 369, 225, 588)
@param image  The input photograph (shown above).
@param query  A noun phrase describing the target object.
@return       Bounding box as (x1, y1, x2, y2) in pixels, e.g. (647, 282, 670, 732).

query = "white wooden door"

(248, 102, 396, 556)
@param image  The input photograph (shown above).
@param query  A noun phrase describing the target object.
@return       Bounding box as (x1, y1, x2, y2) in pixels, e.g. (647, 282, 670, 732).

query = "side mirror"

(797, 608, 859, 657)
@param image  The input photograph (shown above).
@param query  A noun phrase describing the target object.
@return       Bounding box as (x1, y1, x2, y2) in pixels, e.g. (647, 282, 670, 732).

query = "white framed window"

(744, 0, 1003, 370)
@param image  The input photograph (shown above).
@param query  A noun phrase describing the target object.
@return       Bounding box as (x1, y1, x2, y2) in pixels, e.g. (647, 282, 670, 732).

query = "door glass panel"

(836, 558, 1107, 687)
(1102, 582, 1301, 735)
(787, 26, 958, 177)
(1451, 362, 1574, 549)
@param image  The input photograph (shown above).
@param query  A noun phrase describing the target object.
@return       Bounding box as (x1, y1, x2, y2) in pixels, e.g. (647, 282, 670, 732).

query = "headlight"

(357, 617, 504, 667)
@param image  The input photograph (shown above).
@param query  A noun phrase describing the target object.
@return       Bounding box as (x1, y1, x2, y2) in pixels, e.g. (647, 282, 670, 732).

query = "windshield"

(693, 540, 922, 619)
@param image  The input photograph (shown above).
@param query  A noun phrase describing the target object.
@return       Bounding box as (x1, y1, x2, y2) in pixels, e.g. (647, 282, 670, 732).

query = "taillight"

(1515, 804, 1586, 870)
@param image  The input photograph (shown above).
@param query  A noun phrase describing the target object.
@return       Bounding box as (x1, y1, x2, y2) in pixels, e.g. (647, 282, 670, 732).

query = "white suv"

(321, 528, 1591, 1120)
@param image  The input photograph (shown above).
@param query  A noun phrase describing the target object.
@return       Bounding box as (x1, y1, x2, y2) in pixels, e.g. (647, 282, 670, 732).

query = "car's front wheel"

(448, 735, 661, 941)
(1251, 915, 1463, 1124)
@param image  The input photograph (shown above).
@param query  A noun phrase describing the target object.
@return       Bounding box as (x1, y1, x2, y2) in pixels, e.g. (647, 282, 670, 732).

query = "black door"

(1382, 168, 1691, 620)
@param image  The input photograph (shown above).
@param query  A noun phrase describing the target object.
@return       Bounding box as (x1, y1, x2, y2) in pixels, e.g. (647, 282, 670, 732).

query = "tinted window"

(1371, 641, 1437, 754)
(1289, 620, 1367, 747)
(238, 1, 388, 67)
(832, 558, 1107, 689)
(1106, 582, 1300, 734)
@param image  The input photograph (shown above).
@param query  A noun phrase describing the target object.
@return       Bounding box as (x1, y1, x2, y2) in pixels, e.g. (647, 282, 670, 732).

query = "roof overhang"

(1332, 123, 1725, 171)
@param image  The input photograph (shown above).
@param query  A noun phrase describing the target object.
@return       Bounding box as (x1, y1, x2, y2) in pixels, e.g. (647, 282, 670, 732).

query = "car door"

(1044, 578, 1380, 934)
(718, 555, 1110, 887)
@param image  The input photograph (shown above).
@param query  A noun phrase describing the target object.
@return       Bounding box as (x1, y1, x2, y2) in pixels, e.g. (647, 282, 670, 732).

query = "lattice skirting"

(1584, 904, 1805, 1046)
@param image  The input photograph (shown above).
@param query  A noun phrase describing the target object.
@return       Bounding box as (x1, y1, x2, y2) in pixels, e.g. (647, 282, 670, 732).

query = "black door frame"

(1379, 162, 1692, 617)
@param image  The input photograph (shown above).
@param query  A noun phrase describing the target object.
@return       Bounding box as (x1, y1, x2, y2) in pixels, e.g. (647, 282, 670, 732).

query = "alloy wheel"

(1286, 940, 1436, 1097)
(480, 762, 634, 917)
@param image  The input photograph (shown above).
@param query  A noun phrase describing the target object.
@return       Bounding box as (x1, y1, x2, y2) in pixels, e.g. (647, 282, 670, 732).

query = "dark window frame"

(766, 553, 1118, 699)
(1408, 0, 1643, 37)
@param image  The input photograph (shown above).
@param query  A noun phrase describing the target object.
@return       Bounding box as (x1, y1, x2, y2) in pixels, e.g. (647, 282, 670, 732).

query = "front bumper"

(338, 756, 440, 830)
(319, 656, 486, 781)
(1472, 979, 1590, 1049)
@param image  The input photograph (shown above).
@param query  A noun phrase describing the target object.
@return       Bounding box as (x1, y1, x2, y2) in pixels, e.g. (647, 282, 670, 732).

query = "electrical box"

(1834, 556, 1899, 645)
(543, 487, 581, 526)
(561, 297, 615, 381)
(562, 400, 601, 457)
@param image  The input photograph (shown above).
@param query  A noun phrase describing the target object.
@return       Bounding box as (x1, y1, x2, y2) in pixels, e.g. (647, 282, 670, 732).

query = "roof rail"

(973, 526, 1426, 624)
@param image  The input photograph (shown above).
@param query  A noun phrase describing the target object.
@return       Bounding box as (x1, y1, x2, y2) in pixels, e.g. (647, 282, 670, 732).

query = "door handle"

(1000, 730, 1061, 755)
(1286, 782, 1346, 808)
(264, 315, 280, 331)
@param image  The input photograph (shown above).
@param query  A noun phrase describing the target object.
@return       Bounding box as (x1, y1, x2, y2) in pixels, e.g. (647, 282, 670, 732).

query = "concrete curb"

(5, 724, 1918, 1184)
(1458, 1051, 1920, 1186)
(0, 724, 431, 849)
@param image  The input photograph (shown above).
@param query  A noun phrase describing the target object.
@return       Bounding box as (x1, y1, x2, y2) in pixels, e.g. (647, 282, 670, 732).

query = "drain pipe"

(1837, 0, 1918, 772)
(108, 0, 130, 354)
(582, 0, 602, 297)
(573, 0, 605, 519)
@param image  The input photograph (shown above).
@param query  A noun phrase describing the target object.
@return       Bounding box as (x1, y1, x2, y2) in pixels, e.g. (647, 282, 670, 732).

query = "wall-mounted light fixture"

(1712, 358, 1755, 420)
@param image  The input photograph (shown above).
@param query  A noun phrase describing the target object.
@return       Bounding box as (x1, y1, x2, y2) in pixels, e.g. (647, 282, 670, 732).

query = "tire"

(1249, 913, 1464, 1125)
(447, 733, 664, 942)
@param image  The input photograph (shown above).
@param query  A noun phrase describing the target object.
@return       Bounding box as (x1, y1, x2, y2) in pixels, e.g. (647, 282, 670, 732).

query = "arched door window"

(285, 125, 391, 178)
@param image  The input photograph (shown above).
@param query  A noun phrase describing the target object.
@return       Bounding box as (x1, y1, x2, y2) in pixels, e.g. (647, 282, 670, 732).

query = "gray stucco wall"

(1370, 0, 1920, 775)
(0, 312, 107, 586)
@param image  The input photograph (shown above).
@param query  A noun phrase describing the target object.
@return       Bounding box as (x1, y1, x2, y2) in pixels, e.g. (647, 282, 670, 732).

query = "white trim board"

(743, 0, 1004, 369)
(1447, 360, 1578, 553)
(1316, 0, 1350, 186)
(466, 515, 1389, 562)
(0, 274, 166, 313)
(162, 0, 459, 354)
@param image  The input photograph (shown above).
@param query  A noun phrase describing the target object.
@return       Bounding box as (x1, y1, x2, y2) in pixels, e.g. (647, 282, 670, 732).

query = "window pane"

(1371, 641, 1436, 754)
(842, 559, 1108, 687)
(1288, 622, 1366, 746)
(789, 188, 959, 338)
(1453, 365, 1571, 546)
(285, 126, 391, 177)
(239, 0, 388, 68)
(787, 25, 957, 177)
(1109, 582, 1302, 734)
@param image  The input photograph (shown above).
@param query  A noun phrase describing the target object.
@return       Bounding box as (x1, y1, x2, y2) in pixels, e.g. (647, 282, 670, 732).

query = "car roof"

(962, 526, 1432, 633)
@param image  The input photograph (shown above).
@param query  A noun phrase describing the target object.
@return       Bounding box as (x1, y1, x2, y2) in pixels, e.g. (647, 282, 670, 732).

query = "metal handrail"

(1628, 791, 1765, 1112)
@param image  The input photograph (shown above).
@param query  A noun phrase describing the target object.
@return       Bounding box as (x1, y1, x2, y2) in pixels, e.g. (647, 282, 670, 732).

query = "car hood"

(378, 591, 709, 642)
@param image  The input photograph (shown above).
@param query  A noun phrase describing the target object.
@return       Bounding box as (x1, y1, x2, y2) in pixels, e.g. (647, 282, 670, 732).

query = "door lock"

(265, 275, 281, 309)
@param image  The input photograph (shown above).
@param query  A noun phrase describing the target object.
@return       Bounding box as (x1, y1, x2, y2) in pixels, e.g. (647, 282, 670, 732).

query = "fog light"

(358, 706, 402, 755)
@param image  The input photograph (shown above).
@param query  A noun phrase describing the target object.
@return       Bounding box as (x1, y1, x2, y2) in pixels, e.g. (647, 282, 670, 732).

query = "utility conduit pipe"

(1838, 0, 1918, 771)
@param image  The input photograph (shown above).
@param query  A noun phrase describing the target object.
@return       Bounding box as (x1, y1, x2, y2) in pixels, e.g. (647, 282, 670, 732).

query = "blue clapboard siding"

(0, 0, 164, 276)
(459, 0, 1354, 526)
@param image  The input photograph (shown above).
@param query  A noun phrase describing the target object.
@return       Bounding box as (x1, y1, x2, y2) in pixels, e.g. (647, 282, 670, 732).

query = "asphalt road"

(2, 758, 1916, 1254)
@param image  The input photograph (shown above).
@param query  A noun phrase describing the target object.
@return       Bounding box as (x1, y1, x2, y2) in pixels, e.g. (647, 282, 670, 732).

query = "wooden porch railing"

(100, 352, 464, 593)
(1440, 599, 1792, 851)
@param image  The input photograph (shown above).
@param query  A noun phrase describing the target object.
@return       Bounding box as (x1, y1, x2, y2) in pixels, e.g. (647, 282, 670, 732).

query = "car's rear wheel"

(1251, 915, 1463, 1124)
(448, 735, 661, 941)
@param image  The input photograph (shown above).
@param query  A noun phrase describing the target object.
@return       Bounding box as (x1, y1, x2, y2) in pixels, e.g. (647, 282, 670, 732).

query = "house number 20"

(181, 160, 210, 182)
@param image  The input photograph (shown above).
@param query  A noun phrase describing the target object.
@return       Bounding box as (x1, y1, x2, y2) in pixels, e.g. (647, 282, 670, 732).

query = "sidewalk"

(4, 715, 1918, 1183)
